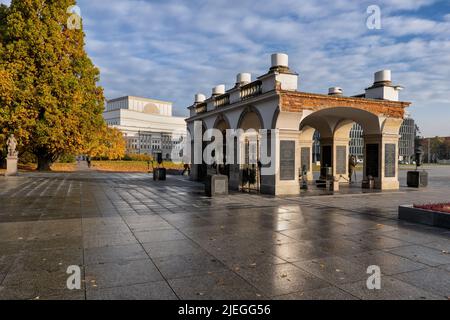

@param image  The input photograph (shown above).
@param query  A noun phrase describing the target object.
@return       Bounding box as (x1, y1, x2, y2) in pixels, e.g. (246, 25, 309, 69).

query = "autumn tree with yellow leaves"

(0, 0, 123, 170)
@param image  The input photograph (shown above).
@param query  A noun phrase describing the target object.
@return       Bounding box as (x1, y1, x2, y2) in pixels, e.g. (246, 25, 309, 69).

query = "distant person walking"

(182, 163, 191, 176)
(348, 155, 357, 183)
(87, 156, 92, 168)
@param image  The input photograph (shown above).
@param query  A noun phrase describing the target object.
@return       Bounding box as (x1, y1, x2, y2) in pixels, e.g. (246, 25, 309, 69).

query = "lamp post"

(407, 146, 428, 188)
(415, 146, 423, 171)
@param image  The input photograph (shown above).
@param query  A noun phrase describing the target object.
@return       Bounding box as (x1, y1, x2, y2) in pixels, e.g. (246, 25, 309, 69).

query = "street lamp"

(415, 146, 423, 171)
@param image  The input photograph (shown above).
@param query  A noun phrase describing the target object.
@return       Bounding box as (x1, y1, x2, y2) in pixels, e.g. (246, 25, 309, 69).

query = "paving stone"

(273, 286, 357, 300)
(84, 244, 148, 265)
(393, 268, 450, 298)
(25, 235, 83, 251)
(134, 229, 187, 243)
(153, 253, 228, 279)
(381, 228, 447, 245)
(1, 268, 83, 300)
(388, 245, 450, 266)
(142, 239, 204, 258)
(279, 227, 329, 241)
(294, 256, 368, 285)
(338, 276, 443, 300)
(0, 254, 19, 275)
(217, 253, 286, 270)
(438, 264, 450, 272)
(343, 233, 411, 250)
(343, 250, 427, 275)
(308, 238, 370, 257)
(83, 233, 138, 248)
(423, 239, 450, 253)
(269, 242, 330, 262)
(235, 263, 329, 297)
(169, 271, 266, 300)
(85, 259, 163, 289)
(1, 170, 450, 300)
(86, 281, 178, 300)
(9, 248, 83, 273)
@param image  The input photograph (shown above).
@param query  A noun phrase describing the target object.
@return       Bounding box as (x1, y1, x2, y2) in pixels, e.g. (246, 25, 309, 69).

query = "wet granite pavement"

(0, 167, 449, 300)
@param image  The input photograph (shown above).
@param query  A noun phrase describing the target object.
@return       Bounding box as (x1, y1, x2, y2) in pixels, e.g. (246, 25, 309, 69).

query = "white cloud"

(1, 0, 449, 135)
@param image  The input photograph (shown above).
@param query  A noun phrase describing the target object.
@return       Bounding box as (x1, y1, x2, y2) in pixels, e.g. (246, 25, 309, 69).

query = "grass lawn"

(91, 160, 184, 173)
(51, 163, 77, 172)
(1, 163, 76, 173)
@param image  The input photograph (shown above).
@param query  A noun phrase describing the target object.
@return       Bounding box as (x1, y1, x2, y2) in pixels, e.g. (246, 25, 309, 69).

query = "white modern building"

(103, 96, 187, 160)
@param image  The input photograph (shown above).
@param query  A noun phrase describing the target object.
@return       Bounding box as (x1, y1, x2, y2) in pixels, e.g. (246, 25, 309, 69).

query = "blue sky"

(1, 0, 450, 136)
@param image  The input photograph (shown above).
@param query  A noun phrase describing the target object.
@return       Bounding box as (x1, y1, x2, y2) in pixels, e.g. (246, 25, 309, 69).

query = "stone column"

(261, 129, 301, 196)
(363, 133, 400, 190)
(189, 140, 199, 181)
(380, 133, 400, 190)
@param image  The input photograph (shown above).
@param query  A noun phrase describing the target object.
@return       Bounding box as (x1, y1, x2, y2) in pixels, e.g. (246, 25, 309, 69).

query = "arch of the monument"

(296, 106, 403, 190)
(213, 114, 231, 177)
(237, 106, 264, 131)
(213, 114, 231, 132)
(234, 107, 264, 192)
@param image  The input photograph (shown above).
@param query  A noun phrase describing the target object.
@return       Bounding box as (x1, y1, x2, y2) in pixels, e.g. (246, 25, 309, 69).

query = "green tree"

(0, 0, 105, 170)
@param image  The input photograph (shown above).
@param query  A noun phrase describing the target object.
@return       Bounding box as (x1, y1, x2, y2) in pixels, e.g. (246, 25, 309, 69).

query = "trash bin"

(407, 171, 428, 188)
(153, 168, 166, 181)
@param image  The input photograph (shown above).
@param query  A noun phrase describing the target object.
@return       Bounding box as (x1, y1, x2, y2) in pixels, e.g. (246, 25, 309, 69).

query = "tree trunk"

(37, 154, 53, 171)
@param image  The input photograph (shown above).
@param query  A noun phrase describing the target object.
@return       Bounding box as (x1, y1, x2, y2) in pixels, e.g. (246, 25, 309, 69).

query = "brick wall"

(280, 91, 410, 119)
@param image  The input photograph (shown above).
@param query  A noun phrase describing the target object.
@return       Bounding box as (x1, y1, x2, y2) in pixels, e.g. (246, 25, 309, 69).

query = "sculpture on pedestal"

(7, 134, 18, 157)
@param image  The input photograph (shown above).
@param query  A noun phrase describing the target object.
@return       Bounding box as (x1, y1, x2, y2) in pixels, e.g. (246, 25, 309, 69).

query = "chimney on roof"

(194, 93, 206, 103)
(365, 70, 404, 101)
(374, 70, 392, 86)
(328, 87, 343, 96)
(270, 53, 290, 73)
(236, 73, 252, 86)
(212, 85, 226, 96)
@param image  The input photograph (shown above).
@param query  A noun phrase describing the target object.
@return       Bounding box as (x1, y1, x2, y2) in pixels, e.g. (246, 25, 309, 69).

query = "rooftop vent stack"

(195, 93, 206, 103)
(236, 73, 252, 86)
(212, 85, 226, 96)
(328, 87, 343, 96)
(374, 70, 392, 85)
(271, 53, 289, 70)
(365, 70, 402, 101)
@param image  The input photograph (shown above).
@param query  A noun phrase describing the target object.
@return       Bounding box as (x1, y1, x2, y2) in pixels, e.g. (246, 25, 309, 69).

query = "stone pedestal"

(5, 156, 18, 176)
(407, 171, 428, 188)
(205, 175, 229, 197)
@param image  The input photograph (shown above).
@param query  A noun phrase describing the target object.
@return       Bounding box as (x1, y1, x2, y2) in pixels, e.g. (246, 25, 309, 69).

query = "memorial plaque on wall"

(365, 144, 379, 178)
(301, 147, 311, 172)
(336, 146, 347, 175)
(280, 141, 295, 180)
(385, 144, 396, 177)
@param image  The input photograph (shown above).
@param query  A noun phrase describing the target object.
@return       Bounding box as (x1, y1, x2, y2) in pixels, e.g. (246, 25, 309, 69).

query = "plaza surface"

(0, 166, 449, 300)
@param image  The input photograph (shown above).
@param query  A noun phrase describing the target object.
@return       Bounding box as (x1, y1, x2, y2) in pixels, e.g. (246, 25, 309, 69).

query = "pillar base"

(5, 156, 18, 176)
(379, 179, 400, 190)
